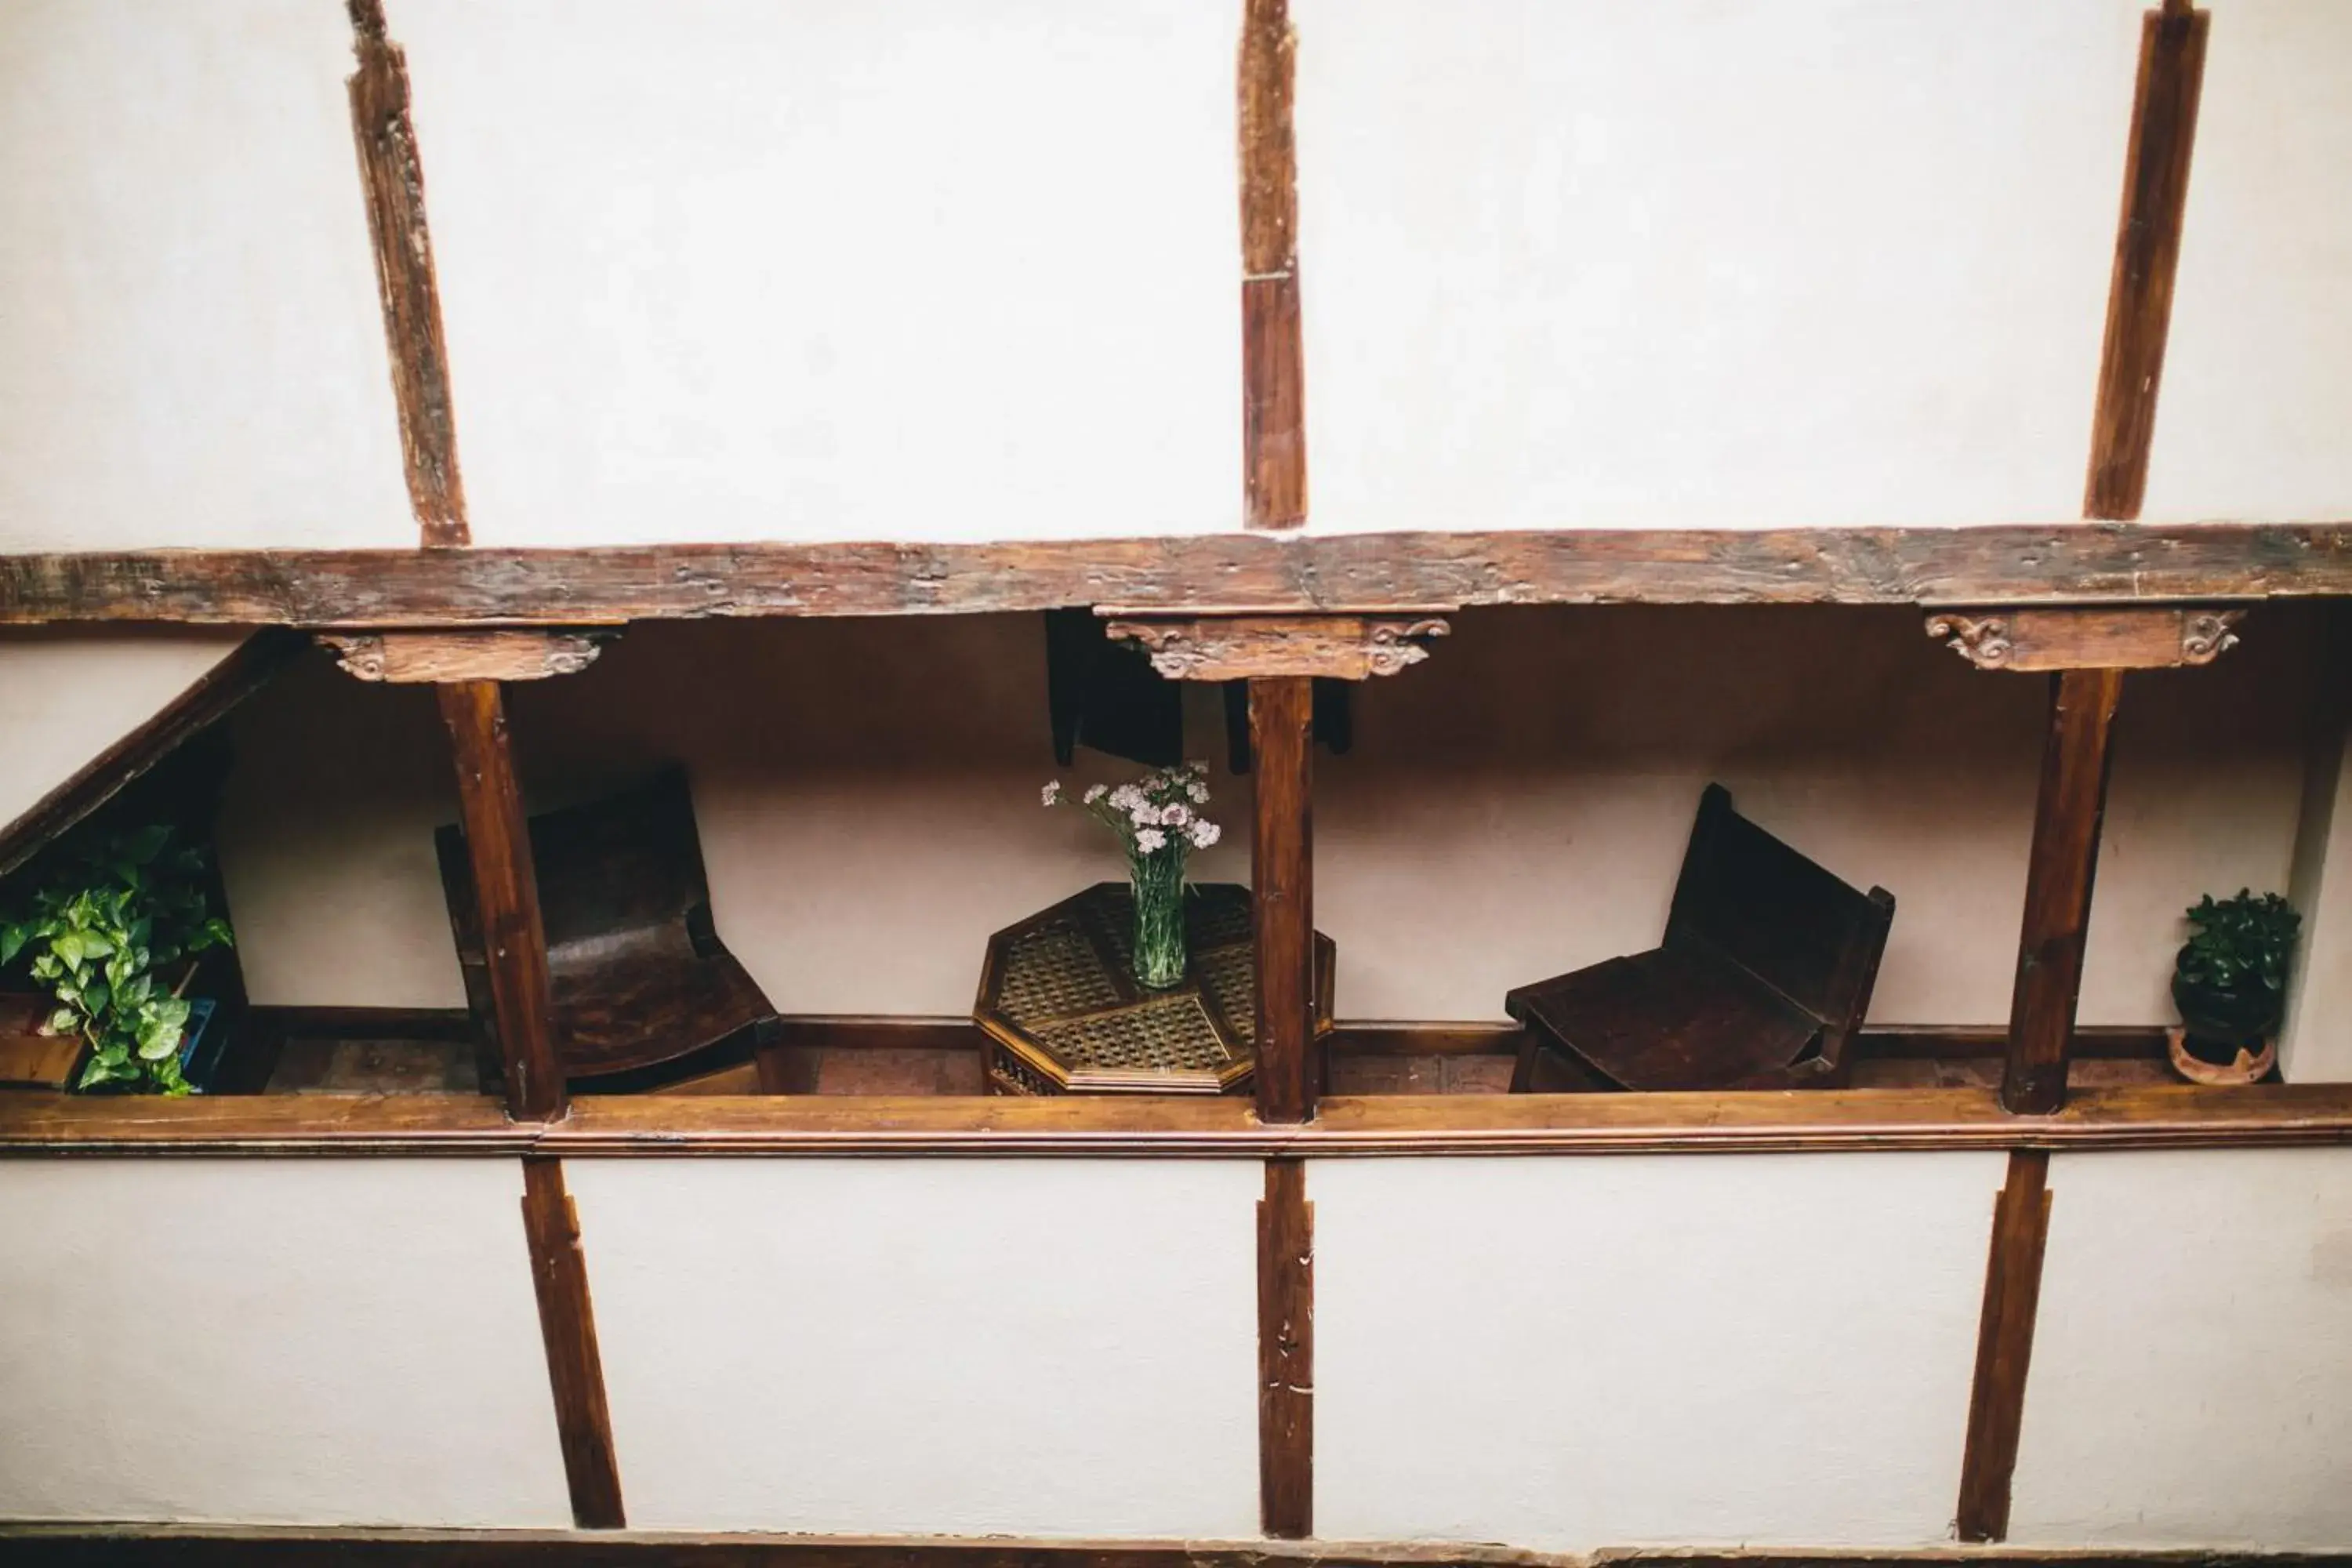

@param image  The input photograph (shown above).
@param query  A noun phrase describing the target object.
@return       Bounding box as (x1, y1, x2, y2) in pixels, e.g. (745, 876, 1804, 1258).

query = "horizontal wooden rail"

(1, 524, 2347, 626)
(4, 1083, 2349, 1157)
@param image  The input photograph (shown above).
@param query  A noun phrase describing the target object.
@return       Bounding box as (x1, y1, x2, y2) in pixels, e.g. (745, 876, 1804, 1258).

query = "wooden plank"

(2003, 670, 2126, 1114)
(1251, 677, 1317, 1124)
(0, 628, 306, 878)
(2084, 1, 2210, 521)
(346, 0, 469, 549)
(6, 526, 2350, 627)
(320, 630, 610, 684)
(6, 1083, 2352, 1157)
(1240, 0, 1305, 530)
(1924, 604, 2240, 671)
(1258, 1158, 1313, 1538)
(1857, 1025, 2165, 1062)
(518, 1158, 626, 1529)
(437, 681, 566, 1120)
(0, 1522, 2343, 1566)
(1956, 1149, 2055, 1543)
(1104, 615, 1449, 681)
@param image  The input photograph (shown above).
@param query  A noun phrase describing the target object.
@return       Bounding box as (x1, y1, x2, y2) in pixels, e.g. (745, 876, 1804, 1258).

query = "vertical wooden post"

(1258, 1158, 1313, 1538)
(1957, 1149, 2056, 1542)
(1250, 676, 1316, 1124)
(437, 681, 565, 1121)
(521, 1157, 626, 1528)
(2002, 670, 2125, 1113)
(1239, 0, 1305, 530)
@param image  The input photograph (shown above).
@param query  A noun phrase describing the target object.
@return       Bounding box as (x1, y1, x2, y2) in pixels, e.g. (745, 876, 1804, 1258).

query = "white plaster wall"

(1293, 0, 2139, 532)
(2012, 1149, 2352, 1550)
(0, 1159, 570, 1526)
(1313, 1152, 2002, 1549)
(212, 606, 2321, 1026)
(0, 0, 413, 551)
(2142, 1, 2352, 523)
(0, 630, 248, 829)
(564, 1159, 1261, 1536)
(389, 0, 1241, 546)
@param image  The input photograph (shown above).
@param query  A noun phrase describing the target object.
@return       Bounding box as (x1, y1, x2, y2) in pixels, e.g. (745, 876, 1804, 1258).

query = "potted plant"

(2169, 889, 2299, 1085)
(0, 824, 235, 1094)
(1043, 762, 1221, 990)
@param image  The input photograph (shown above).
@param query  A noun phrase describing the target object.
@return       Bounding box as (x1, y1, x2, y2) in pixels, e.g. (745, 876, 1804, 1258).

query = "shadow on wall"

(212, 605, 2325, 1026)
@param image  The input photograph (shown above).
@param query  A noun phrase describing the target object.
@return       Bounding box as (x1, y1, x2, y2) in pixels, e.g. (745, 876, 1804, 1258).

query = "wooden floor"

(256, 1035, 2175, 1097)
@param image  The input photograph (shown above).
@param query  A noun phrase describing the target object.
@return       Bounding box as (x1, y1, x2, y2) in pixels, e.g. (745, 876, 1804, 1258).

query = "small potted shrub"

(2169, 889, 2299, 1084)
(0, 824, 234, 1094)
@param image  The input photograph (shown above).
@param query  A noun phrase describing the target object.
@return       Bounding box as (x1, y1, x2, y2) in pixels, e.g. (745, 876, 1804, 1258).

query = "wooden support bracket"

(321, 629, 612, 684)
(1103, 614, 1450, 682)
(1925, 604, 2242, 672)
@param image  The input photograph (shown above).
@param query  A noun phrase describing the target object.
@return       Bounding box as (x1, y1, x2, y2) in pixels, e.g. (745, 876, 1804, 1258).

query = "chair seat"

(1506, 946, 1826, 1092)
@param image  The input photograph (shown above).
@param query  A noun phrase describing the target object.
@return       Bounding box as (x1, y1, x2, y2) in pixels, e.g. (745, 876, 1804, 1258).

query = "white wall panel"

(0, 1160, 569, 1526)
(1294, 0, 2138, 532)
(0, 0, 413, 550)
(0, 631, 248, 832)
(565, 1158, 1260, 1536)
(2012, 1149, 2352, 1549)
(2142, 1, 2352, 523)
(392, 0, 1242, 546)
(1315, 1153, 2003, 1550)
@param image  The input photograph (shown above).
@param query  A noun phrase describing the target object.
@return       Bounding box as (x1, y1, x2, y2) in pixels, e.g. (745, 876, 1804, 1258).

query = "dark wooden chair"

(437, 770, 778, 1093)
(1506, 783, 1894, 1092)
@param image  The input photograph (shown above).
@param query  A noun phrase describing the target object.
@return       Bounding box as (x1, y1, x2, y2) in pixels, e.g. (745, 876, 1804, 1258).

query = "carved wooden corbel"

(318, 628, 612, 684)
(1100, 614, 1450, 681)
(1924, 604, 2243, 672)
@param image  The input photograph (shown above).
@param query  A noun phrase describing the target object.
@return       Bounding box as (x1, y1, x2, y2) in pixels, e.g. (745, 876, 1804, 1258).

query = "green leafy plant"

(2176, 889, 2299, 997)
(0, 825, 233, 1094)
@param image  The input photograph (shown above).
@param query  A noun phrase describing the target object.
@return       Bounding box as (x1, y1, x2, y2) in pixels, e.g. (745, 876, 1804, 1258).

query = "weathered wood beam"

(320, 629, 611, 684)
(2084, 0, 2209, 521)
(346, 0, 469, 548)
(2004, 670, 2126, 1114)
(1925, 604, 2241, 671)
(1257, 1158, 1313, 1537)
(1956, 1149, 2055, 1543)
(1239, 0, 1305, 529)
(5, 526, 2347, 626)
(437, 681, 566, 1120)
(1104, 614, 1449, 681)
(9, 1082, 2352, 1156)
(1250, 677, 1317, 1124)
(519, 1158, 625, 1528)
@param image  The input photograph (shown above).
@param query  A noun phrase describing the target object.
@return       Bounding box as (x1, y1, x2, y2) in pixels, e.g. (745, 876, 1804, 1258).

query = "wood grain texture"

(0, 1523, 2338, 1566)
(1240, 0, 1304, 530)
(4, 527, 2350, 626)
(438, 681, 566, 1120)
(2084, 2, 2209, 521)
(1252, 677, 1317, 1124)
(519, 1158, 625, 1529)
(2004, 670, 2126, 1114)
(1925, 604, 2240, 671)
(1258, 1159, 1313, 1538)
(345, 0, 468, 548)
(321, 630, 609, 684)
(1956, 1149, 2054, 1543)
(5, 1084, 2352, 1156)
(0, 628, 305, 878)
(1105, 615, 1448, 681)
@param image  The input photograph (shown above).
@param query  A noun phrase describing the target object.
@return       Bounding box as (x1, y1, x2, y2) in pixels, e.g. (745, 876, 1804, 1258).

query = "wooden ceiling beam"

(2, 525, 2346, 626)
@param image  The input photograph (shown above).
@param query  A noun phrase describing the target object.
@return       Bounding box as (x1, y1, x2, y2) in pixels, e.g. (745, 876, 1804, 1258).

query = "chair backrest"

(1663, 783, 1895, 1039)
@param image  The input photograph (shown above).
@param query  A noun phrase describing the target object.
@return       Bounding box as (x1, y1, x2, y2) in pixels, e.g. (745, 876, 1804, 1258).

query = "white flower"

(1189, 820, 1221, 849)
(1040, 781, 1062, 807)
(1187, 783, 1209, 804)
(1160, 802, 1194, 827)
(1134, 828, 1168, 855)
(1109, 784, 1145, 812)
(1130, 803, 1163, 827)
(1083, 784, 1107, 804)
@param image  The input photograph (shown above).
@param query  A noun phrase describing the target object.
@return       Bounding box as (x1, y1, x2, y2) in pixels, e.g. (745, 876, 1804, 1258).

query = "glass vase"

(1129, 846, 1188, 991)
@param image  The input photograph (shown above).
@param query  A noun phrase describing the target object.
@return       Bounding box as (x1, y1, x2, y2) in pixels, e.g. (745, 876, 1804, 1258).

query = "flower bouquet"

(1043, 762, 1221, 990)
